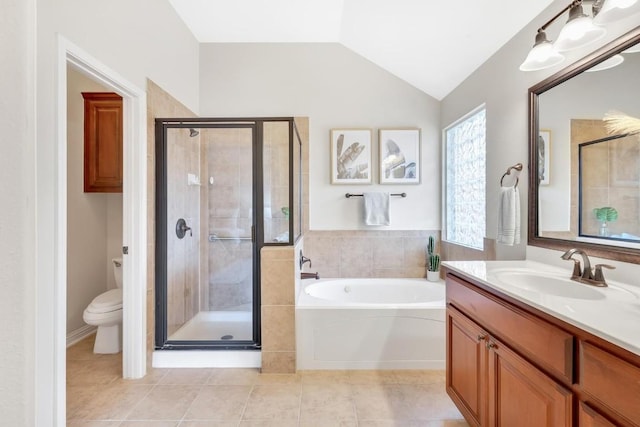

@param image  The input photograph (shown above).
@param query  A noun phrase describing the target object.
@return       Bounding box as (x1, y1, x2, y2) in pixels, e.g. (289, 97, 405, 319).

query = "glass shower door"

(157, 123, 257, 348)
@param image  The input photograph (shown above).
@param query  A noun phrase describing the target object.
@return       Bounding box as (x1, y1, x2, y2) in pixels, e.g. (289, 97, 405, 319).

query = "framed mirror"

(528, 26, 640, 263)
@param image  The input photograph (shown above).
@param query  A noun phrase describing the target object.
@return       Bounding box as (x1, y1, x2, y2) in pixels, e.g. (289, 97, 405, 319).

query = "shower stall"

(155, 118, 302, 350)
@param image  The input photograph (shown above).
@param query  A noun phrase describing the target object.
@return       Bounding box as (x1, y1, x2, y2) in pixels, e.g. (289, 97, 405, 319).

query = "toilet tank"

(113, 258, 123, 288)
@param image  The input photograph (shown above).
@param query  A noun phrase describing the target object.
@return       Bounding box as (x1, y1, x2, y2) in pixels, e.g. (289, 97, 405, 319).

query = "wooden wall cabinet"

(82, 92, 123, 193)
(446, 272, 640, 427)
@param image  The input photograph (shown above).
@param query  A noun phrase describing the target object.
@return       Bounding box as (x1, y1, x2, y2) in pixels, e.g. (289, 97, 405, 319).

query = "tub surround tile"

(261, 259, 295, 305)
(261, 351, 296, 373)
(304, 230, 440, 279)
(373, 239, 406, 269)
(260, 245, 297, 372)
(261, 305, 295, 352)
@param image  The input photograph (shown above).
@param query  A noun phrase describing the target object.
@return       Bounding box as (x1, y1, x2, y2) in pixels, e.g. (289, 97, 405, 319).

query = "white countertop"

(442, 260, 640, 357)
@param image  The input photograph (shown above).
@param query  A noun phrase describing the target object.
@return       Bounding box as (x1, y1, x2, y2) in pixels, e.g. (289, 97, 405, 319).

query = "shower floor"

(168, 310, 253, 341)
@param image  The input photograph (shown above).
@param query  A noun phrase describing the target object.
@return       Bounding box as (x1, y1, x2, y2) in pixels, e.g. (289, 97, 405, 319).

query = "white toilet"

(83, 258, 123, 354)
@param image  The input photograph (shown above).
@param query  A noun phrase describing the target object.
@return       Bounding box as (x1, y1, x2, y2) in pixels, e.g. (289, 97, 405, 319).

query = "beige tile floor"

(67, 335, 469, 427)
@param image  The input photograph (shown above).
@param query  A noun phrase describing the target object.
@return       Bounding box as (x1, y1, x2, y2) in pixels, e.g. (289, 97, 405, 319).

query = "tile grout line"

(237, 380, 256, 424)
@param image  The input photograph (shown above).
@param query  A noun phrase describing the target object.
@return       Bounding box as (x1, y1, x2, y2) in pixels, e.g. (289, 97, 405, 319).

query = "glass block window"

(444, 107, 486, 250)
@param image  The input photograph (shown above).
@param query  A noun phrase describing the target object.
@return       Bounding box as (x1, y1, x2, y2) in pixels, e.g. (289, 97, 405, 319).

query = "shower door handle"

(176, 218, 192, 239)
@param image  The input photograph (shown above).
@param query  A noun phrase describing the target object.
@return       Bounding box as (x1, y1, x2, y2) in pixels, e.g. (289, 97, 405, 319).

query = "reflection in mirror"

(529, 27, 640, 262)
(579, 133, 640, 242)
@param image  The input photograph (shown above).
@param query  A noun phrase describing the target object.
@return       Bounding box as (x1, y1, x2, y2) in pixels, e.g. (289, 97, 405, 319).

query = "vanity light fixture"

(593, 0, 640, 24)
(555, 1, 606, 51)
(519, 30, 565, 71)
(520, 0, 611, 72)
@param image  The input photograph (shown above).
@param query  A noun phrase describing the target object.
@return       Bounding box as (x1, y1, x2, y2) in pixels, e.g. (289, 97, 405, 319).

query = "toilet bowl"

(83, 258, 123, 354)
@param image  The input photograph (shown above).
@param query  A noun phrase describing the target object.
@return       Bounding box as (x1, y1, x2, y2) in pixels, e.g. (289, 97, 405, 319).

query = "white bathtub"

(296, 278, 446, 370)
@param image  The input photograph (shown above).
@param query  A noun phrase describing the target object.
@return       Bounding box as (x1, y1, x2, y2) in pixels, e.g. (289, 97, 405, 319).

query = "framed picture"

(379, 128, 421, 184)
(330, 129, 372, 184)
(538, 129, 551, 186)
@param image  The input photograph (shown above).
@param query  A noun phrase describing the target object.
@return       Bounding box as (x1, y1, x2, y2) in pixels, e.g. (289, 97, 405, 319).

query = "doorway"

(43, 37, 148, 424)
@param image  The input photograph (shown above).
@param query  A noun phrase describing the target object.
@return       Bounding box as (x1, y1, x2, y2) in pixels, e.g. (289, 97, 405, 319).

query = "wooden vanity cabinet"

(446, 271, 640, 427)
(579, 403, 617, 427)
(447, 306, 487, 426)
(82, 92, 123, 193)
(447, 305, 572, 427)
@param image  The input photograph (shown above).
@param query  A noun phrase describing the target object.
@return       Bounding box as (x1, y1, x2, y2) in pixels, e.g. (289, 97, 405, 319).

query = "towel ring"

(500, 163, 523, 188)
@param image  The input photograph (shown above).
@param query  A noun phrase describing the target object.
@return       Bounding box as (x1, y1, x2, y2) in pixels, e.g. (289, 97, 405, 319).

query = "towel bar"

(345, 193, 406, 198)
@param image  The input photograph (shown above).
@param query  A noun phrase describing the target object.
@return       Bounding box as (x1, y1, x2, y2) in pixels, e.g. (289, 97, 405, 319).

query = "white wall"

(1, 1, 36, 424)
(440, 5, 640, 260)
(31, 0, 201, 422)
(66, 67, 123, 334)
(199, 43, 441, 230)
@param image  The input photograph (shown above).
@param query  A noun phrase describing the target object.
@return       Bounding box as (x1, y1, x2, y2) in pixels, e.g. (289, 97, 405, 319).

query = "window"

(444, 107, 486, 250)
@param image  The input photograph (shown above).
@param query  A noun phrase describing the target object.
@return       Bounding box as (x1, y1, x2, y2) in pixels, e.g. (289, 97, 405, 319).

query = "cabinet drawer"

(580, 341, 640, 425)
(446, 274, 573, 384)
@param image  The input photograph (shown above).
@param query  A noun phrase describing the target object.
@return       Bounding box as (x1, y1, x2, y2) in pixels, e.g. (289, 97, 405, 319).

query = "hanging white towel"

(363, 192, 390, 226)
(497, 186, 521, 245)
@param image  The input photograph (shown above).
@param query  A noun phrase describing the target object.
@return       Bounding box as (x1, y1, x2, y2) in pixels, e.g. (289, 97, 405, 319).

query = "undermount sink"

(492, 271, 607, 300)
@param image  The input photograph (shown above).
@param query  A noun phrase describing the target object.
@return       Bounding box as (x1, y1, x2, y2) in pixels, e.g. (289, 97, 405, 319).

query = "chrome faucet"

(560, 248, 615, 287)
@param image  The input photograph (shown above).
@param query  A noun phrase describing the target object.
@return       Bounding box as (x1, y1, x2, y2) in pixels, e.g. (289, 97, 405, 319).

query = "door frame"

(42, 35, 148, 423)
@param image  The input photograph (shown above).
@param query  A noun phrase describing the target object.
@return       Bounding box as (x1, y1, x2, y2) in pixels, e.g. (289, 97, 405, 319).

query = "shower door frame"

(154, 117, 296, 351)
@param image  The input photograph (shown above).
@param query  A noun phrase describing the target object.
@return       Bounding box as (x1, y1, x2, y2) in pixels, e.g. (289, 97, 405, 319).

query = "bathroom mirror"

(528, 27, 640, 263)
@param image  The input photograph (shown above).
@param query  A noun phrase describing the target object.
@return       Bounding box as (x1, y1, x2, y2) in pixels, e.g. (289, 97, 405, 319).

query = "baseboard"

(67, 325, 97, 348)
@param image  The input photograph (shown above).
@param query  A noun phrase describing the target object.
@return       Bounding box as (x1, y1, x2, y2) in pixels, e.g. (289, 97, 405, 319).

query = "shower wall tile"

(146, 79, 198, 356)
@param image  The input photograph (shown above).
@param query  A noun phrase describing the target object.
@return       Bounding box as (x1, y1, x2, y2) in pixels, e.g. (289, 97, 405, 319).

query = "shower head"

(189, 128, 199, 137)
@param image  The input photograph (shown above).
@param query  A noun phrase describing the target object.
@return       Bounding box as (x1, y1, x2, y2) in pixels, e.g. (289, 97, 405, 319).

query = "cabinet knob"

(486, 342, 497, 350)
(477, 335, 487, 341)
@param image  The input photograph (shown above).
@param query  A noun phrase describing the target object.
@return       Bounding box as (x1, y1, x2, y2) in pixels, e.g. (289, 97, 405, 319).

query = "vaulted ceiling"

(168, 0, 556, 100)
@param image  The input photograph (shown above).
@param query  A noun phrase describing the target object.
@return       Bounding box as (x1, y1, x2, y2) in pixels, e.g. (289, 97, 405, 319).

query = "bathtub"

(296, 278, 445, 370)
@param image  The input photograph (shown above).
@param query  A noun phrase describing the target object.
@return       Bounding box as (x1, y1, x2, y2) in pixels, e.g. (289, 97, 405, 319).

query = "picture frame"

(330, 129, 372, 184)
(379, 128, 421, 184)
(538, 129, 551, 186)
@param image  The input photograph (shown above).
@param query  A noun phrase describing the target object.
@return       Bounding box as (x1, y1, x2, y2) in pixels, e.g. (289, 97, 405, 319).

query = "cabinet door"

(447, 307, 487, 427)
(82, 92, 123, 192)
(579, 402, 617, 427)
(488, 337, 572, 427)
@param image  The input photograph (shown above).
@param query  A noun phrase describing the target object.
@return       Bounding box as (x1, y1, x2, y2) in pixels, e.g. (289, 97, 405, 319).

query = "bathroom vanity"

(443, 260, 640, 427)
